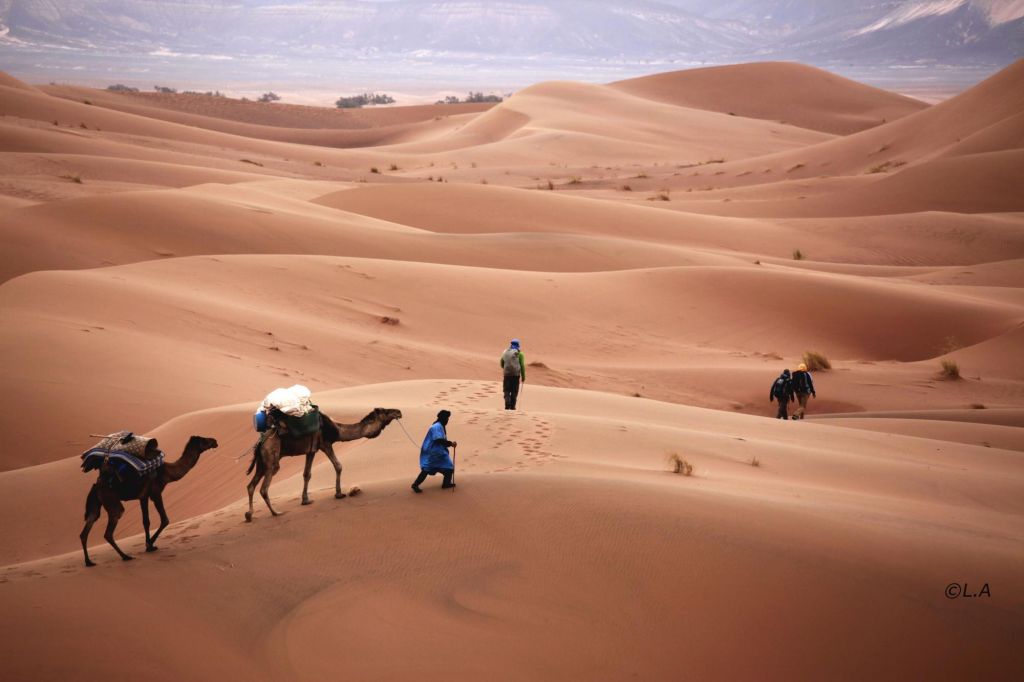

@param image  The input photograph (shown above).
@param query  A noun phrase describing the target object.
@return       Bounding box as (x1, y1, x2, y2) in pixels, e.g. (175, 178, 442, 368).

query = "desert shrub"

(792, 248, 804, 260)
(620, 185, 633, 192)
(240, 159, 263, 166)
(153, 85, 177, 94)
(336, 92, 395, 108)
(546, 180, 554, 190)
(257, 91, 280, 103)
(668, 453, 693, 476)
(803, 350, 831, 371)
(107, 84, 139, 93)
(787, 163, 805, 172)
(388, 163, 399, 171)
(465, 91, 503, 103)
(749, 457, 761, 467)
(970, 403, 986, 409)
(940, 359, 960, 379)
(314, 161, 323, 166)
(370, 167, 380, 174)
(568, 176, 582, 184)
(647, 191, 670, 201)
(60, 173, 82, 184)
(380, 316, 400, 326)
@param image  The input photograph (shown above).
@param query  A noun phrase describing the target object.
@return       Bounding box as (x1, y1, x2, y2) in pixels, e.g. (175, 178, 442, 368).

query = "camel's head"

(374, 408, 403, 424)
(187, 435, 219, 454)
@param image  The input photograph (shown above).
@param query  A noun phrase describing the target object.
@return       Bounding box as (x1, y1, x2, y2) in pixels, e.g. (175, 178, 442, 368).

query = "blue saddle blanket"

(82, 449, 165, 476)
(81, 431, 165, 476)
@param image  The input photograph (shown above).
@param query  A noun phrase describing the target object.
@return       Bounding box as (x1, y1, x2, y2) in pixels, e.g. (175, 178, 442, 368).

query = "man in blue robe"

(412, 410, 458, 493)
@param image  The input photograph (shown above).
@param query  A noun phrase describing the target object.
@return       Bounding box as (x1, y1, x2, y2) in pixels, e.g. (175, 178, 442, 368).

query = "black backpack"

(772, 376, 790, 398)
(792, 371, 810, 393)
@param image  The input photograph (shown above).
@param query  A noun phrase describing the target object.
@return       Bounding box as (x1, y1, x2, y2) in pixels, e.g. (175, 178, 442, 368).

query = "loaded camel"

(245, 407, 402, 521)
(80, 435, 219, 567)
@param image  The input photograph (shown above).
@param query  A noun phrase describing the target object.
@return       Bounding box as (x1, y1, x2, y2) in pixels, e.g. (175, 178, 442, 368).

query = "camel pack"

(81, 431, 165, 481)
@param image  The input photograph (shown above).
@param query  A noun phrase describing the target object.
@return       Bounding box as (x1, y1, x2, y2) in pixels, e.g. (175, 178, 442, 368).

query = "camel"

(80, 435, 219, 567)
(245, 407, 402, 521)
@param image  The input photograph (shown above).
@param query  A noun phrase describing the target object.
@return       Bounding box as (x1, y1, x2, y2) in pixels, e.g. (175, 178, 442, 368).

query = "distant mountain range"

(0, 1, 1020, 74)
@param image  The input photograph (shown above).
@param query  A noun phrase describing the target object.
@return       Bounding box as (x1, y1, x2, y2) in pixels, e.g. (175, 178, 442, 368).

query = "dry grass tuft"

(970, 403, 986, 409)
(389, 163, 399, 171)
(803, 350, 831, 371)
(380, 316, 400, 326)
(370, 167, 380, 174)
(749, 457, 761, 467)
(668, 453, 693, 476)
(787, 163, 805, 173)
(792, 248, 804, 260)
(866, 160, 907, 174)
(240, 159, 264, 167)
(60, 173, 83, 184)
(940, 359, 960, 380)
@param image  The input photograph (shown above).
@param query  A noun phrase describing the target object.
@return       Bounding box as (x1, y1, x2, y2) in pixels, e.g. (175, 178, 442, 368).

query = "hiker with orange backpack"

(791, 363, 817, 420)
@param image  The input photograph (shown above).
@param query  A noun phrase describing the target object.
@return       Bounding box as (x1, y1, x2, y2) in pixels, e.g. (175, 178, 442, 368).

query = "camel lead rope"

(395, 418, 422, 451)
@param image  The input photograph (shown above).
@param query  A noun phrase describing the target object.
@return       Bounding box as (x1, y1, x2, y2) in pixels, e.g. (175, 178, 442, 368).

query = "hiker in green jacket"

(500, 339, 526, 410)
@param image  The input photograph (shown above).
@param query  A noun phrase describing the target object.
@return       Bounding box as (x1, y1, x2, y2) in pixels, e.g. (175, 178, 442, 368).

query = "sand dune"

(1, 60, 1022, 680)
(665, 149, 1024, 217)
(3, 254, 1021, 467)
(385, 79, 833, 161)
(2, 382, 1021, 681)
(610, 61, 928, 134)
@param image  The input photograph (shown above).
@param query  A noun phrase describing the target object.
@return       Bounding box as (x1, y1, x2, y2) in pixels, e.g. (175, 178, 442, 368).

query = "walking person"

(769, 369, 795, 420)
(500, 338, 526, 410)
(412, 410, 457, 493)
(791, 363, 816, 420)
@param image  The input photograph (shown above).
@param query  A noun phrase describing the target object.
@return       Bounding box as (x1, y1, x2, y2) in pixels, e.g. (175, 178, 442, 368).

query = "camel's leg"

(301, 451, 315, 505)
(80, 484, 102, 567)
(324, 444, 346, 499)
(140, 495, 154, 551)
(245, 466, 264, 522)
(101, 497, 133, 562)
(147, 492, 171, 550)
(260, 463, 282, 517)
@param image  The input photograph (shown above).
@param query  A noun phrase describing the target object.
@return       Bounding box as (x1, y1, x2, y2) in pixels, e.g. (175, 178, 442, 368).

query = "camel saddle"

(81, 431, 165, 477)
(278, 407, 321, 437)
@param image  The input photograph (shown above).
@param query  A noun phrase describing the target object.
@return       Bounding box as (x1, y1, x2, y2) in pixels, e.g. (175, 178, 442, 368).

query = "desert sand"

(1, 61, 1022, 680)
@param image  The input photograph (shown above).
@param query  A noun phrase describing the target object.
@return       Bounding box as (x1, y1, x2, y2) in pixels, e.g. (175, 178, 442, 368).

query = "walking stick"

(451, 443, 457, 488)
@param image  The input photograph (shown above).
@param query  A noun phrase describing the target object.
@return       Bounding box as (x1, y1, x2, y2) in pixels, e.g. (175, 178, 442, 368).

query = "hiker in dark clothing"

(500, 338, 526, 410)
(769, 369, 794, 419)
(412, 410, 457, 493)
(791, 363, 817, 420)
